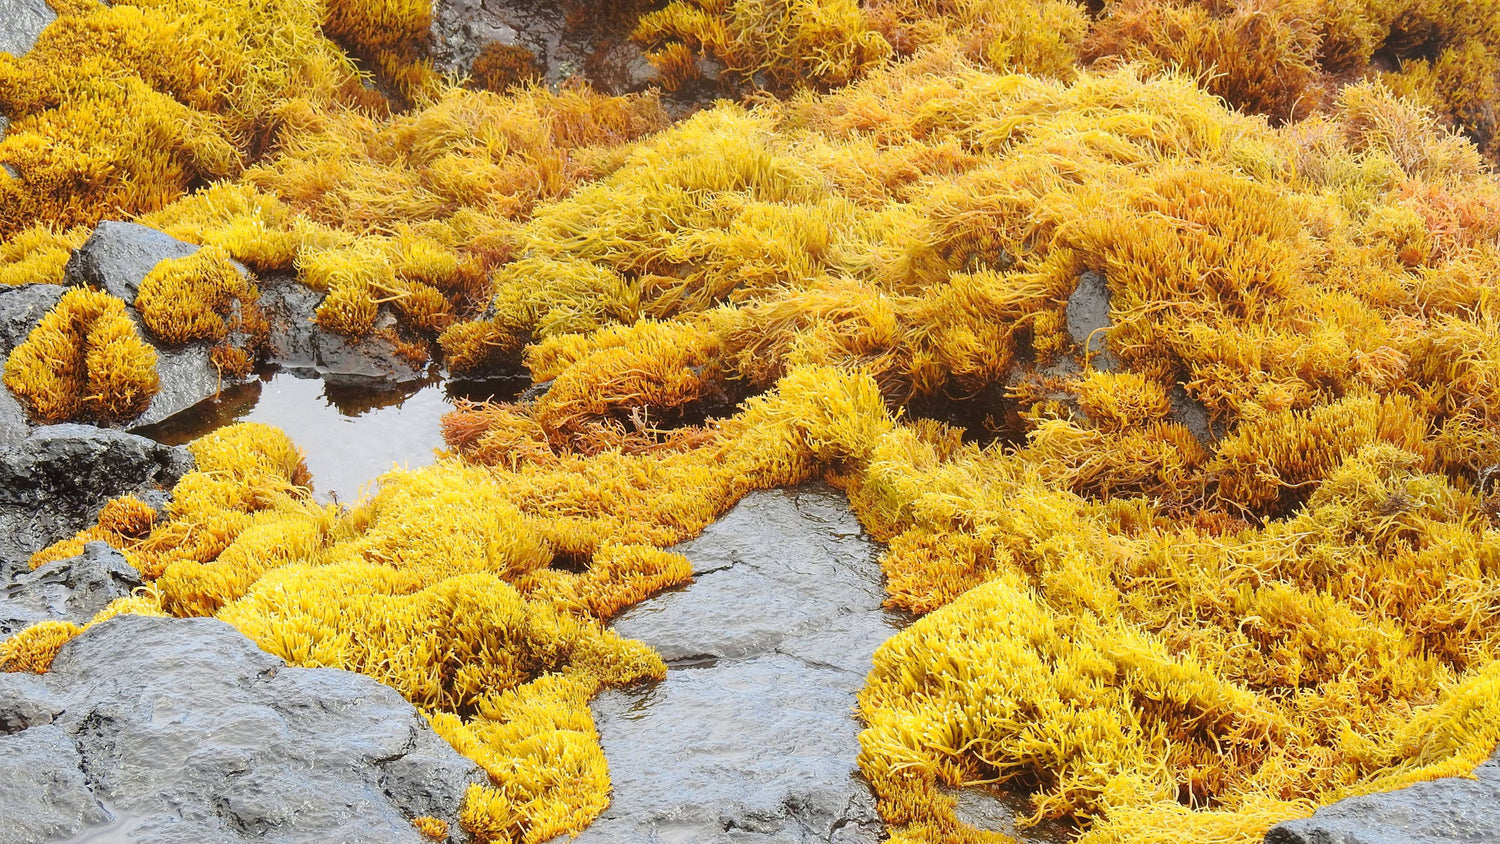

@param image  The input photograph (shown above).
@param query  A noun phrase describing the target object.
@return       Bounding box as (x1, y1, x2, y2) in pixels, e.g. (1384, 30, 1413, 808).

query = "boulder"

(0, 425, 192, 579)
(0, 615, 484, 843)
(0, 0, 54, 58)
(0, 283, 65, 354)
(577, 486, 893, 843)
(64, 221, 203, 306)
(1265, 753, 1500, 844)
(0, 542, 142, 638)
(429, 0, 657, 94)
(260, 278, 425, 385)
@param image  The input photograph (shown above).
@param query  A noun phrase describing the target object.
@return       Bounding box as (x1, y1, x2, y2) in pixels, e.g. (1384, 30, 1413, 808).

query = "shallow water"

(136, 370, 526, 504)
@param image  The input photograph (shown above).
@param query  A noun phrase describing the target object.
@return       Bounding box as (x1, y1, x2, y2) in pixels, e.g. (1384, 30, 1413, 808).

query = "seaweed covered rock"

(580, 486, 892, 843)
(0, 0, 53, 59)
(430, 0, 658, 93)
(3, 287, 160, 425)
(0, 614, 483, 843)
(0, 282, 64, 447)
(64, 221, 204, 307)
(0, 425, 190, 577)
(0, 542, 141, 638)
(260, 277, 425, 385)
(1264, 751, 1500, 844)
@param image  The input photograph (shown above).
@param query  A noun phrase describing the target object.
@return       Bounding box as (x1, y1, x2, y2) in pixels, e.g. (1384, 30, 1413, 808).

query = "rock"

(0, 285, 68, 448)
(0, 368, 29, 450)
(0, 725, 111, 844)
(1065, 270, 1118, 372)
(0, 0, 55, 58)
(578, 485, 894, 843)
(0, 615, 484, 843)
(0, 425, 192, 578)
(260, 278, 425, 385)
(128, 343, 226, 428)
(0, 671, 65, 733)
(64, 221, 203, 306)
(0, 542, 142, 638)
(1264, 752, 1500, 844)
(0, 283, 65, 354)
(430, 0, 657, 94)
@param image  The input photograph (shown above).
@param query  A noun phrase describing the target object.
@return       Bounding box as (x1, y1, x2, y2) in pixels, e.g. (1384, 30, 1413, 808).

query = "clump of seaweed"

(3, 288, 159, 424)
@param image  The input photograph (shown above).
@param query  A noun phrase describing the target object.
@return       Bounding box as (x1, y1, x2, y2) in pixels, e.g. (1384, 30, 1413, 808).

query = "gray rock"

(64, 221, 203, 306)
(0, 0, 54, 58)
(0, 615, 484, 843)
(1265, 752, 1500, 844)
(0, 671, 65, 733)
(260, 278, 425, 385)
(430, 0, 657, 94)
(0, 365, 28, 450)
(0, 424, 192, 578)
(0, 283, 65, 354)
(578, 486, 893, 843)
(128, 343, 225, 428)
(1065, 270, 1117, 372)
(0, 541, 142, 638)
(0, 725, 111, 844)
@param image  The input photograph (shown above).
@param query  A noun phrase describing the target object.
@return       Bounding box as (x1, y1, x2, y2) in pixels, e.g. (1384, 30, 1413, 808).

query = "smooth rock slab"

(1265, 752, 1500, 844)
(578, 486, 895, 844)
(0, 615, 484, 843)
(0, 0, 54, 58)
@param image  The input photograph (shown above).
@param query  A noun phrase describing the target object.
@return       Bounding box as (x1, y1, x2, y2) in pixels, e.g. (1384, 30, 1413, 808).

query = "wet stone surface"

(578, 485, 896, 844)
(0, 616, 483, 844)
(1264, 751, 1500, 844)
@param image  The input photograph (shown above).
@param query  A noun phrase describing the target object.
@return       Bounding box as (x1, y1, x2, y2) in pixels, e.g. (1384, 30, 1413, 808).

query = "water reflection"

(136, 370, 528, 504)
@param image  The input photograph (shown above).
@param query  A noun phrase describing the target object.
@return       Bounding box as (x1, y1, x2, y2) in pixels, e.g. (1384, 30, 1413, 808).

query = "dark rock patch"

(260, 278, 425, 386)
(0, 615, 483, 843)
(430, 0, 658, 94)
(1265, 751, 1500, 844)
(0, 283, 65, 354)
(0, 425, 191, 578)
(0, 542, 141, 638)
(578, 485, 893, 844)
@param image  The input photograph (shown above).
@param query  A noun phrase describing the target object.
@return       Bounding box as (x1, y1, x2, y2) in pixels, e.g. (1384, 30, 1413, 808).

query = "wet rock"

(0, 542, 142, 638)
(0, 425, 192, 578)
(0, 283, 65, 354)
(0, 671, 65, 733)
(260, 278, 425, 385)
(0, 725, 111, 844)
(0, 0, 55, 58)
(579, 486, 893, 844)
(430, 0, 657, 94)
(129, 344, 227, 429)
(1065, 270, 1118, 372)
(0, 368, 29, 449)
(64, 221, 203, 306)
(0, 615, 484, 843)
(1264, 751, 1500, 844)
